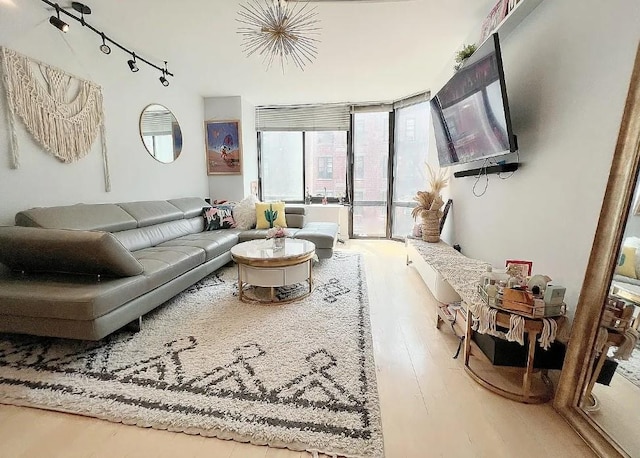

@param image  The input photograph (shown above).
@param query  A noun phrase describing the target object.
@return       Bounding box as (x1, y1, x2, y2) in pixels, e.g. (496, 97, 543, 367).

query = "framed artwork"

(205, 120, 242, 175)
(505, 259, 533, 278)
(480, 0, 508, 43)
(506, 0, 521, 14)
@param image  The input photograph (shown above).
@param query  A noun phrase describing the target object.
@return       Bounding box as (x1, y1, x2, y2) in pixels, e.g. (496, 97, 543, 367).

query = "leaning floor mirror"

(555, 44, 640, 457)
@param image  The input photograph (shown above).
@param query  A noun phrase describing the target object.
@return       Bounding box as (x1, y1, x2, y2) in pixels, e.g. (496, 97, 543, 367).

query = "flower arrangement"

(411, 164, 449, 220)
(266, 226, 286, 239)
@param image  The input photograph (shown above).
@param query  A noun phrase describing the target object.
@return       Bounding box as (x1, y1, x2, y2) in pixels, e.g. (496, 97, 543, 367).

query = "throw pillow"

(255, 202, 287, 229)
(203, 205, 236, 230)
(232, 195, 260, 230)
(615, 245, 637, 279)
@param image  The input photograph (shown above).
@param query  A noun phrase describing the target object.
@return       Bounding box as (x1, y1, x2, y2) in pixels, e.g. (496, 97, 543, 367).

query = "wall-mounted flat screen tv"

(431, 33, 517, 167)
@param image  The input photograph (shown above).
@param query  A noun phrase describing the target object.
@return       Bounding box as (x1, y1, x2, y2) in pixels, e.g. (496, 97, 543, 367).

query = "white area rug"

(0, 251, 383, 458)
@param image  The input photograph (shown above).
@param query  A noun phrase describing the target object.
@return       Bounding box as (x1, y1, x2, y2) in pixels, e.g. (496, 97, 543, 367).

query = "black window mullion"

(257, 131, 263, 201)
(386, 112, 395, 239)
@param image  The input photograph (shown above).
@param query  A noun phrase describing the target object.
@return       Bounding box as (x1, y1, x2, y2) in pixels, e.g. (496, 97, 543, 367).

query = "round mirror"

(139, 104, 182, 163)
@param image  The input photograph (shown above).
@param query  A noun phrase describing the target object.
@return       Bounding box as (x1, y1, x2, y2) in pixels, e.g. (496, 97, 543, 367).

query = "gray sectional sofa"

(0, 197, 338, 341)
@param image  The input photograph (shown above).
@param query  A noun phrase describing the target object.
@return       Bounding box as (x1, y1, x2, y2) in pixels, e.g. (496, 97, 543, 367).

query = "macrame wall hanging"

(0, 46, 110, 191)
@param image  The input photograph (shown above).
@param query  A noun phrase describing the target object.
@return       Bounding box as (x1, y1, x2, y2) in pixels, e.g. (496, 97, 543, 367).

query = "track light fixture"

(159, 62, 169, 86)
(127, 53, 139, 72)
(41, 0, 173, 86)
(99, 32, 111, 54)
(49, 4, 69, 32)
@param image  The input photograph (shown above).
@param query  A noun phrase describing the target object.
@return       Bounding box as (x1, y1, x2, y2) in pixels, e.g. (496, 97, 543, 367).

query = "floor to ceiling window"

(351, 111, 390, 237)
(391, 101, 430, 238)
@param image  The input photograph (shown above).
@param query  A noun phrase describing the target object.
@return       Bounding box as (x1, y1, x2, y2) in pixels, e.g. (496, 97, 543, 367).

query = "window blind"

(140, 110, 174, 135)
(255, 104, 350, 131)
(393, 91, 431, 110)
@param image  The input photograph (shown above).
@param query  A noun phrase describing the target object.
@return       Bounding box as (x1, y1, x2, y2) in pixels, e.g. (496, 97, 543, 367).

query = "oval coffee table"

(230, 238, 316, 304)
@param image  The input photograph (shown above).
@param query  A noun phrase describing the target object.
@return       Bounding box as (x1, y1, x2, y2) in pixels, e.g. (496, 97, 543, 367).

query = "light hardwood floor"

(0, 240, 594, 458)
(590, 372, 640, 456)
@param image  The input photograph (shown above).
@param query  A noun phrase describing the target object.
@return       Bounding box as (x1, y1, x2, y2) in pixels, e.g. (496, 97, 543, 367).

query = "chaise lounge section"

(0, 197, 339, 340)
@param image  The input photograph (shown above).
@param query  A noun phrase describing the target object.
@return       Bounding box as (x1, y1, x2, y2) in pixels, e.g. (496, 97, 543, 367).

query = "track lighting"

(159, 61, 170, 87)
(40, 0, 173, 83)
(99, 32, 111, 54)
(159, 73, 169, 87)
(127, 53, 139, 72)
(49, 4, 69, 32)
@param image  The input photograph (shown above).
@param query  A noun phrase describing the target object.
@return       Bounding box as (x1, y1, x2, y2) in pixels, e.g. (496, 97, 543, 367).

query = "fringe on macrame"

(0, 46, 110, 191)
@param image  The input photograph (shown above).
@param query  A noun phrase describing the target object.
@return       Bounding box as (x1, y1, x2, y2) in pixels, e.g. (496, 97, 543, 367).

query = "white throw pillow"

(233, 195, 260, 230)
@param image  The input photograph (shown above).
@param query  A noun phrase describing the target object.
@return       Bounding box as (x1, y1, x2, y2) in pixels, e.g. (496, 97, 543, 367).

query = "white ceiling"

(0, 0, 495, 105)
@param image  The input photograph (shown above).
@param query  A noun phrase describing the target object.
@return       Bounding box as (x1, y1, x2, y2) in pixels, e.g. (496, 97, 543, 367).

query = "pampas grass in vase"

(411, 164, 449, 242)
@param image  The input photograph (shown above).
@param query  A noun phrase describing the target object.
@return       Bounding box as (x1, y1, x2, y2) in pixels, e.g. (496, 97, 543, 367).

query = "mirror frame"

(138, 103, 182, 163)
(554, 44, 640, 458)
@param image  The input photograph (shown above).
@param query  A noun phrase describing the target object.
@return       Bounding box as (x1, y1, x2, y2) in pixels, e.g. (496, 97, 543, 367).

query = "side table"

(464, 308, 564, 404)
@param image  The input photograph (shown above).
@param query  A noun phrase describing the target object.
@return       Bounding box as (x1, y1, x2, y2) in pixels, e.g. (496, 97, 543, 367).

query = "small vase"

(421, 210, 440, 243)
(273, 237, 285, 250)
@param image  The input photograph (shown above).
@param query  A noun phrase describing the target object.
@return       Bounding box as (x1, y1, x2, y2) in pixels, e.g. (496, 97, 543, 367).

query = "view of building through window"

(261, 131, 347, 202)
(392, 101, 430, 238)
(305, 132, 347, 200)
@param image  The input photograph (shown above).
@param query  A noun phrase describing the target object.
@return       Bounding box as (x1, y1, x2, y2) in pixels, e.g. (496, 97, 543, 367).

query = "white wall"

(445, 0, 640, 312)
(204, 96, 258, 202)
(0, 2, 207, 225)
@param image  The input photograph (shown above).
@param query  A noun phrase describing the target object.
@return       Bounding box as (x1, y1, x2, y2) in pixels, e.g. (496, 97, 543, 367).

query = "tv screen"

(431, 33, 517, 167)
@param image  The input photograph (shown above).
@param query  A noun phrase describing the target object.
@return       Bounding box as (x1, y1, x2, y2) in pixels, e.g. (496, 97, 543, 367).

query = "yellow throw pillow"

(255, 202, 287, 229)
(616, 245, 637, 278)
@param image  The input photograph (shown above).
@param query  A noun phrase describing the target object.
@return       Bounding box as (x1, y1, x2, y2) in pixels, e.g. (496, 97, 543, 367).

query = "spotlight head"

(49, 15, 69, 33)
(99, 33, 111, 54)
(127, 59, 139, 72)
(159, 75, 169, 87)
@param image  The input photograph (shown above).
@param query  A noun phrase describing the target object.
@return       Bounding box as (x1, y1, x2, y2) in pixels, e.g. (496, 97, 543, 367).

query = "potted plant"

(411, 164, 449, 243)
(454, 43, 477, 71)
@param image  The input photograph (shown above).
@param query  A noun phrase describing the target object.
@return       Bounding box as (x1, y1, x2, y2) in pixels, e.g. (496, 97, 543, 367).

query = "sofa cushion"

(238, 228, 300, 243)
(203, 205, 236, 230)
(256, 202, 287, 229)
(233, 195, 260, 230)
(112, 218, 202, 251)
(293, 222, 338, 250)
(159, 230, 241, 261)
(0, 273, 148, 320)
(118, 201, 183, 228)
(133, 245, 205, 290)
(168, 197, 210, 218)
(15, 204, 137, 232)
(0, 226, 144, 277)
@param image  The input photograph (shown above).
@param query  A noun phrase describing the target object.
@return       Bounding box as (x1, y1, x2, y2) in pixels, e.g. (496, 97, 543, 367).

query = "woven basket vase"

(421, 210, 441, 243)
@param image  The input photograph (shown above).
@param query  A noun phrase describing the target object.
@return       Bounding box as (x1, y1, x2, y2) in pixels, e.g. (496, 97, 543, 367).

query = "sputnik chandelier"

(237, 0, 320, 72)
(41, 0, 173, 86)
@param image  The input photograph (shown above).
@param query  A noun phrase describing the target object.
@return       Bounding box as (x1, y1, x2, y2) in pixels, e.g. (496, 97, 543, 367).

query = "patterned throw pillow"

(203, 205, 236, 230)
(255, 202, 287, 229)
